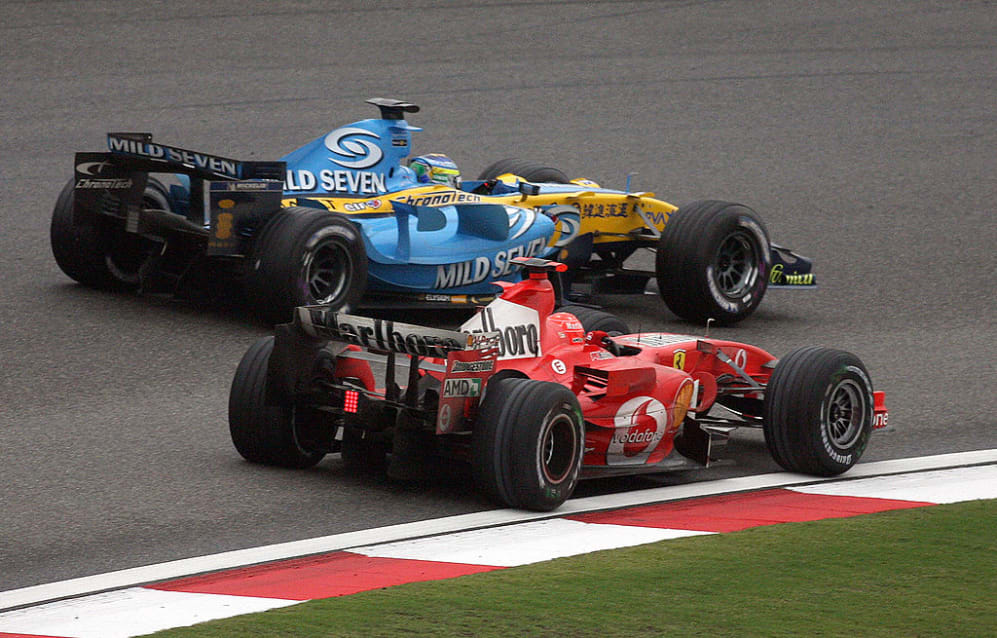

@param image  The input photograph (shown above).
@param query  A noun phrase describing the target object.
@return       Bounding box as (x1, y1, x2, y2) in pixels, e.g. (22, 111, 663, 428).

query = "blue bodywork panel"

(275, 101, 560, 297)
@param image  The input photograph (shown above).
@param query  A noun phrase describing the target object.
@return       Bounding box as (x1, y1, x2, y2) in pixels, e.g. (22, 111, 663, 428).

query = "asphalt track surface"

(2, 1, 995, 592)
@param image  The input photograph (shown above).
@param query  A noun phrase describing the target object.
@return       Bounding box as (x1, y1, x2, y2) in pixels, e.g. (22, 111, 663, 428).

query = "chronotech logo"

(324, 127, 383, 169)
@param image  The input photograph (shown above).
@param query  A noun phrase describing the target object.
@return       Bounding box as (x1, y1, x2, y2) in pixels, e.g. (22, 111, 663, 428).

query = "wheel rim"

(104, 226, 159, 284)
(539, 411, 578, 484)
(823, 379, 867, 449)
(289, 403, 311, 455)
(712, 231, 759, 298)
(305, 239, 351, 304)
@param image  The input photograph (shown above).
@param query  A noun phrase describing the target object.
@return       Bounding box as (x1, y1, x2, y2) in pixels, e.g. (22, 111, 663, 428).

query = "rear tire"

(557, 305, 630, 335)
(655, 200, 770, 325)
(228, 336, 325, 469)
(50, 177, 163, 291)
(472, 378, 584, 511)
(478, 159, 569, 184)
(763, 347, 874, 476)
(246, 207, 367, 324)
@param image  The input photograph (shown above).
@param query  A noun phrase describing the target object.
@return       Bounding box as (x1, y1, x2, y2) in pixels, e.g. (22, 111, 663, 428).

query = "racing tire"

(142, 175, 174, 212)
(472, 378, 584, 511)
(246, 207, 367, 325)
(228, 336, 325, 469)
(763, 346, 874, 476)
(557, 305, 630, 335)
(50, 177, 164, 291)
(478, 159, 569, 184)
(655, 200, 771, 325)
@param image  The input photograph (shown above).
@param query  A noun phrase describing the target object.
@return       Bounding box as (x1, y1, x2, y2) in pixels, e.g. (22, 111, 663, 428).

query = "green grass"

(147, 500, 996, 637)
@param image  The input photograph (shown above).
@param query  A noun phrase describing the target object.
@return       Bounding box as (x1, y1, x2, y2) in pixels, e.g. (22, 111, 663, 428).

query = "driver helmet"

(409, 153, 460, 187)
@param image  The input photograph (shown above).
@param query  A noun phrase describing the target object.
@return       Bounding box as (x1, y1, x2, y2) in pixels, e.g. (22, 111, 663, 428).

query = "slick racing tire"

(763, 347, 874, 476)
(50, 177, 165, 291)
(228, 336, 325, 469)
(246, 207, 367, 324)
(478, 159, 569, 184)
(472, 378, 584, 511)
(655, 200, 771, 325)
(557, 305, 630, 335)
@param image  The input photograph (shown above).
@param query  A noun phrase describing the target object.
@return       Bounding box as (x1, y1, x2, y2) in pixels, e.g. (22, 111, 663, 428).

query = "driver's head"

(409, 153, 460, 187)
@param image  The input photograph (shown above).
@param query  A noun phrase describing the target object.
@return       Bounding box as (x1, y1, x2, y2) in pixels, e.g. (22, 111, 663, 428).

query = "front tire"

(246, 207, 367, 324)
(655, 200, 771, 325)
(763, 346, 874, 476)
(472, 378, 584, 511)
(228, 336, 325, 469)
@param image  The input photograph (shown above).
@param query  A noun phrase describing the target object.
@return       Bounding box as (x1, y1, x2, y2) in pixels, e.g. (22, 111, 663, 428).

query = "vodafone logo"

(607, 396, 667, 465)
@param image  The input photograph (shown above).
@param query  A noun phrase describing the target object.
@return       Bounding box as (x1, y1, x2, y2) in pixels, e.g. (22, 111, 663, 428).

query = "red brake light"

(344, 390, 359, 413)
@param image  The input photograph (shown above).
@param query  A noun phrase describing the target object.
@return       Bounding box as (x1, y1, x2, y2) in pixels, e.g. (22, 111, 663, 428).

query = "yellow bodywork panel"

(281, 175, 679, 249)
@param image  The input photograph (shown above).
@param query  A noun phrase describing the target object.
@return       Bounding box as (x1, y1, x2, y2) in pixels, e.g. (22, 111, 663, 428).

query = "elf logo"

(442, 378, 482, 398)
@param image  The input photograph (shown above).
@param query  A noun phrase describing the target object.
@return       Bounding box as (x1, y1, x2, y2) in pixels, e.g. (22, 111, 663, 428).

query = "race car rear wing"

(269, 305, 500, 434)
(72, 133, 286, 255)
(291, 306, 496, 358)
(103, 133, 284, 181)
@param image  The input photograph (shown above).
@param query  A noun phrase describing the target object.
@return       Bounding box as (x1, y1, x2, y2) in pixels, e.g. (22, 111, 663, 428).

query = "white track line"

(792, 465, 997, 503)
(0, 588, 299, 638)
(353, 519, 713, 567)
(3, 449, 995, 612)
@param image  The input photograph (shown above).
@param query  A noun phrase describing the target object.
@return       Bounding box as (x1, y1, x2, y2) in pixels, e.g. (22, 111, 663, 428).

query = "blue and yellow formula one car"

(52, 98, 814, 325)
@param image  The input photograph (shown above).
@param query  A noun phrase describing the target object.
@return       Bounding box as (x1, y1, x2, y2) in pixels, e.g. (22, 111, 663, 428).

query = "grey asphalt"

(2, 1, 995, 593)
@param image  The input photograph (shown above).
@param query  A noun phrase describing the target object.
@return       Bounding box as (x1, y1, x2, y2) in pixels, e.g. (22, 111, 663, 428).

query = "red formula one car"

(229, 258, 888, 511)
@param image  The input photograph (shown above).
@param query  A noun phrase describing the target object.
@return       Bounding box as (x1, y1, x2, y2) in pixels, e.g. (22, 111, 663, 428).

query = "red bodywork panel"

(428, 268, 781, 471)
(346, 258, 887, 474)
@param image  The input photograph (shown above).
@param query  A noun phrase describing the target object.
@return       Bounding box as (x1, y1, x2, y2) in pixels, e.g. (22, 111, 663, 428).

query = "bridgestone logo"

(451, 360, 494, 373)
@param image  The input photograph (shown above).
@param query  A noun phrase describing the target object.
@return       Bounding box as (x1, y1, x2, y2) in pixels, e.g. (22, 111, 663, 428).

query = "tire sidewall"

(814, 364, 874, 473)
(473, 379, 585, 510)
(248, 208, 367, 323)
(228, 335, 324, 468)
(700, 209, 771, 321)
(512, 396, 584, 510)
(298, 221, 363, 307)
